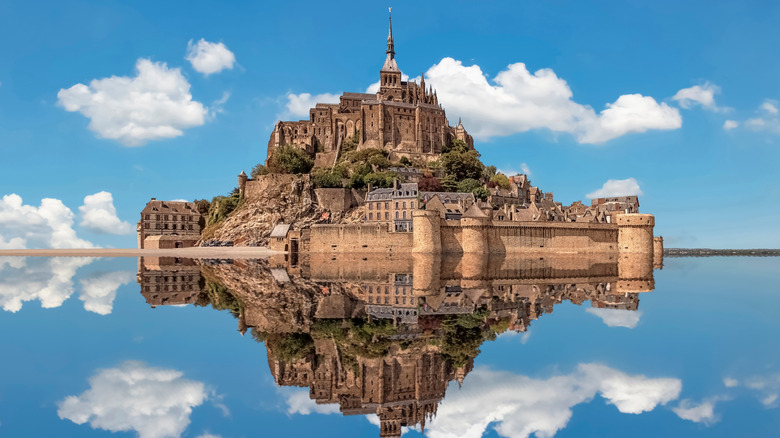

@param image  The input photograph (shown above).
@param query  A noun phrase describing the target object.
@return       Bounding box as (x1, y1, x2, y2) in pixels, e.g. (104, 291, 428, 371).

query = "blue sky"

(1, 0, 779, 248)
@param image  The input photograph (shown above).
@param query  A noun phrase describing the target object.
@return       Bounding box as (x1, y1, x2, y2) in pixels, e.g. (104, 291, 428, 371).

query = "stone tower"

(616, 214, 655, 293)
(379, 9, 403, 102)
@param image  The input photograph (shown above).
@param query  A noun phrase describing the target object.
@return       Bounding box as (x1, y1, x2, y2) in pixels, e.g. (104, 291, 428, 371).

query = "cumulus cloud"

(761, 101, 778, 114)
(672, 82, 727, 112)
(586, 308, 642, 329)
(426, 363, 681, 438)
(282, 388, 340, 415)
(0, 194, 94, 249)
(78, 270, 135, 315)
(424, 58, 680, 143)
(723, 377, 739, 388)
(723, 120, 739, 130)
(58, 361, 209, 438)
(0, 257, 92, 312)
(78, 191, 133, 235)
(586, 178, 643, 199)
(186, 39, 236, 76)
(521, 163, 531, 176)
(672, 398, 720, 425)
(281, 92, 340, 119)
(58, 59, 208, 146)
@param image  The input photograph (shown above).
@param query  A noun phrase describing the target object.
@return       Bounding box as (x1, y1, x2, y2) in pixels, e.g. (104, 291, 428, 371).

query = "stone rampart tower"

(412, 210, 441, 253)
(616, 214, 655, 293)
(460, 204, 489, 255)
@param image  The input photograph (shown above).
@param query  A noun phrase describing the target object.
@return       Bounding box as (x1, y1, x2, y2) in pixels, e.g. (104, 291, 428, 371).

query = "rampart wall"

(307, 223, 413, 253)
(314, 188, 364, 213)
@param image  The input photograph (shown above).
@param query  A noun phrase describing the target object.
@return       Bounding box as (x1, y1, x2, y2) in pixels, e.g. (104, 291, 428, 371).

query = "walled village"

(137, 13, 661, 277)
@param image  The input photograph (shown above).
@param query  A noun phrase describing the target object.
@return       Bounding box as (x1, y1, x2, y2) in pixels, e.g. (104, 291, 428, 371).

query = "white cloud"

(743, 100, 780, 134)
(0, 194, 94, 249)
(195, 434, 221, 438)
(586, 308, 642, 329)
(58, 361, 209, 438)
(761, 101, 778, 114)
(521, 163, 531, 176)
(0, 257, 92, 312)
(744, 373, 780, 407)
(723, 120, 739, 130)
(209, 91, 231, 117)
(282, 92, 340, 119)
(426, 363, 681, 438)
(78, 270, 134, 315)
(586, 177, 643, 199)
(424, 58, 680, 144)
(58, 59, 208, 146)
(723, 377, 739, 388)
(78, 191, 133, 235)
(282, 388, 340, 415)
(186, 39, 236, 76)
(672, 398, 719, 425)
(672, 82, 727, 112)
(366, 414, 420, 436)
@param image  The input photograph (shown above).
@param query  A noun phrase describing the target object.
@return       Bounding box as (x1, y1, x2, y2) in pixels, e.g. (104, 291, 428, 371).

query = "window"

(395, 202, 399, 209)
(403, 211, 407, 219)
(395, 211, 399, 219)
(402, 202, 406, 209)
(369, 203, 373, 210)
(385, 202, 389, 209)
(385, 212, 389, 220)
(145, 215, 150, 220)
(369, 213, 373, 220)
(411, 201, 415, 209)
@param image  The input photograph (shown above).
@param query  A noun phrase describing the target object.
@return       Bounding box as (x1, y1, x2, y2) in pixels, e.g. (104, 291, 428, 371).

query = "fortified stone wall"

(307, 223, 414, 253)
(314, 188, 364, 213)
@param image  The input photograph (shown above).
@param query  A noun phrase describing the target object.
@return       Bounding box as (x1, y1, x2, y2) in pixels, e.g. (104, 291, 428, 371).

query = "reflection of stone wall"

(307, 223, 414, 253)
(137, 257, 203, 307)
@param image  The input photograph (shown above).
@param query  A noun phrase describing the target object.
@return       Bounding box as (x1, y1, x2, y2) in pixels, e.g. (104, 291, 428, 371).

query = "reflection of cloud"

(0, 257, 92, 312)
(426, 364, 681, 438)
(58, 361, 209, 438)
(366, 414, 420, 435)
(672, 398, 721, 425)
(586, 308, 642, 329)
(78, 270, 134, 315)
(282, 388, 340, 415)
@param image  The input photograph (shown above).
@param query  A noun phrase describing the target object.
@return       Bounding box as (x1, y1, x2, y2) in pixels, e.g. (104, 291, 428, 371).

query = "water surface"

(1, 254, 778, 437)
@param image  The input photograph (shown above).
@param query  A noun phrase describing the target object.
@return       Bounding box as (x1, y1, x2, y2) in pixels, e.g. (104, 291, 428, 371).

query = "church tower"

(379, 8, 403, 101)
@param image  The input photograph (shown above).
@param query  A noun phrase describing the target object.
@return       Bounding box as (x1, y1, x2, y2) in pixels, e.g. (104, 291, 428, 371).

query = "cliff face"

(203, 174, 364, 246)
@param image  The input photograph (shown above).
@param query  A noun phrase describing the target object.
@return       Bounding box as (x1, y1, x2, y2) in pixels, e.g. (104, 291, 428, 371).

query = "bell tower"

(379, 8, 403, 101)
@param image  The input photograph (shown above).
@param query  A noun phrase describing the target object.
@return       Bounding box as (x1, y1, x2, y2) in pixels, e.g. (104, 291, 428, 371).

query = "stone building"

(137, 199, 204, 249)
(364, 181, 475, 231)
(267, 13, 474, 168)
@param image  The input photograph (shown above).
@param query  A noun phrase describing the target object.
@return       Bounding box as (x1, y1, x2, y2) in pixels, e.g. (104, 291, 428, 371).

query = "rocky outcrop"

(203, 174, 364, 246)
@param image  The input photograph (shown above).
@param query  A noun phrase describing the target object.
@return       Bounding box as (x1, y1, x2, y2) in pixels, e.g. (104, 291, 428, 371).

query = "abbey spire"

(381, 8, 400, 73)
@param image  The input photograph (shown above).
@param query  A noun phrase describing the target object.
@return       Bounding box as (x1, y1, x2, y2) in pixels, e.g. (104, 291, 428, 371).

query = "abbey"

(267, 13, 473, 167)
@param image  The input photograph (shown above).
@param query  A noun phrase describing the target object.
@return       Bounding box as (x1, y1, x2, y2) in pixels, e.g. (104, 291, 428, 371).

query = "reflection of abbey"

(136, 251, 661, 437)
(267, 13, 473, 168)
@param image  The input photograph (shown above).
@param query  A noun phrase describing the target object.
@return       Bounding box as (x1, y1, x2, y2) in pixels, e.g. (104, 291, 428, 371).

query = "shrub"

(472, 186, 489, 201)
(251, 163, 269, 178)
(312, 168, 343, 188)
(442, 149, 484, 181)
(418, 175, 442, 192)
(363, 171, 396, 188)
(267, 145, 314, 174)
(490, 172, 510, 190)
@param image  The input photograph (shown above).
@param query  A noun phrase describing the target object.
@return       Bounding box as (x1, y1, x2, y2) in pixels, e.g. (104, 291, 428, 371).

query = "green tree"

(457, 178, 483, 193)
(442, 149, 484, 181)
(311, 167, 343, 188)
(399, 156, 412, 167)
(266, 145, 314, 174)
(483, 165, 498, 179)
(472, 186, 489, 201)
(340, 130, 361, 155)
(490, 172, 510, 190)
(193, 199, 210, 215)
(441, 174, 459, 192)
(364, 171, 396, 188)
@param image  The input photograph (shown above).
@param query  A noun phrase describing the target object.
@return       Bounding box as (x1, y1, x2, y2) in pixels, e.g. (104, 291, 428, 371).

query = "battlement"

(616, 214, 654, 227)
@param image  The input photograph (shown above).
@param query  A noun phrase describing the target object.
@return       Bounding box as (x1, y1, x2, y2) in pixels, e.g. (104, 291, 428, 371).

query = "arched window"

(395, 211, 399, 219)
